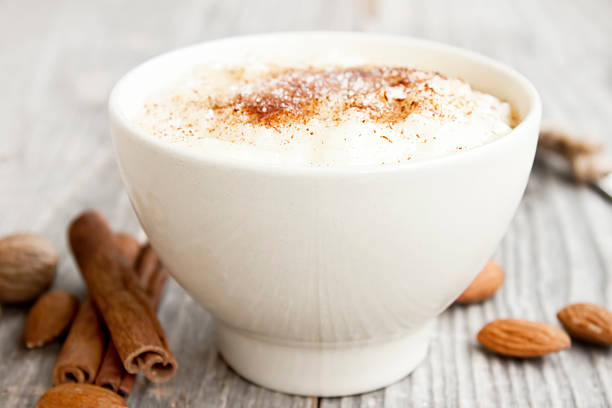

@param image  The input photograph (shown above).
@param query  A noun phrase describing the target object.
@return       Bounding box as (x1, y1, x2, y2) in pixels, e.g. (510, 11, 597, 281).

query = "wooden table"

(1, 0, 611, 406)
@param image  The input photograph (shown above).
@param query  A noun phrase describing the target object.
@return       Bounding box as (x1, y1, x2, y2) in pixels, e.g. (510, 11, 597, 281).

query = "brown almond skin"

(477, 318, 571, 357)
(0, 233, 58, 304)
(557, 303, 612, 346)
(24, 290, 79, 348)
(37, 383, 128, 408)
(457, 261, 504, 303)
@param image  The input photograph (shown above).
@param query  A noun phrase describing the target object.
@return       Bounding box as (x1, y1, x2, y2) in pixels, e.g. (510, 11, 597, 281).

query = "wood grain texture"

(1, 0, 611, 406)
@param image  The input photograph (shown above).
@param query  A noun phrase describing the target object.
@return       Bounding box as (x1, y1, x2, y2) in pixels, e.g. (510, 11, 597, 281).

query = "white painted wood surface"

(1, 0, 611, 406)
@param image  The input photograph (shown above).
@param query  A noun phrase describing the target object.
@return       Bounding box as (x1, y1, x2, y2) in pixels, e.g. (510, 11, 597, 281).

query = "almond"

(37, 383, 128, 408)
(0, 233, 58, 304)
(24, 290, 79, 348)
(457, 260, 504, 303)
(557, 303, 612, 346)
(477, 318, 570, 357)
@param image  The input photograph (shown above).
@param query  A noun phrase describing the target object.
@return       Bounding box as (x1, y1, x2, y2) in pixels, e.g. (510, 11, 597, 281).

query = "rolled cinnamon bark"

(114, 233, 141, 266)
(538, 126, 612, 182)
(52, 297, 105, 384)
(53, 234, 141, 385)
(96, 344, 135, 397)
(95, 243, 169, 396)
(69, 210, 177, 383)
(136, 244, 169, 309)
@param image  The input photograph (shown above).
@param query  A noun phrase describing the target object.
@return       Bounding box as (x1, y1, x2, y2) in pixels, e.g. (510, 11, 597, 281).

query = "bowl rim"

(109, 31, 542, 175)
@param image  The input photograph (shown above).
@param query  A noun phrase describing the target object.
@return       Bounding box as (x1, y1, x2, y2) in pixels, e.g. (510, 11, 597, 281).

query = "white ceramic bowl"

(109, 32, 541, 397)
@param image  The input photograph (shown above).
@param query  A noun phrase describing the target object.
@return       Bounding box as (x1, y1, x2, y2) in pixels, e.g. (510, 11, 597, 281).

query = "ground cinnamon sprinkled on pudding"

(137, 64, 517, 166)
(208, 67, 446, 128)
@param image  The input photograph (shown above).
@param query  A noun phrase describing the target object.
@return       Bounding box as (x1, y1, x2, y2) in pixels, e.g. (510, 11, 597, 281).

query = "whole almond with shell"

(557, 303, 612, 346)
(24, 290, 79, 348)
(37, 383, 128, 408)
(457, 260, 504, 303)
(0, 233, 58, 304)
(477, 318, 571, 357)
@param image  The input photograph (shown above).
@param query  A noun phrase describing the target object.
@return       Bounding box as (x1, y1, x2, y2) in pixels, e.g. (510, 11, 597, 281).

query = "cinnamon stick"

(69, 210, 177, 383)
(95, 244, 169, 396)
(96, 343, 135, 397)
(114, 233, 141, 266)
(538, 125, 602, 158)
(136, 244, 169, 310)
(538, 125, 612, 182)
(52, 297, 104, 384)
(53, 234, 140, 385)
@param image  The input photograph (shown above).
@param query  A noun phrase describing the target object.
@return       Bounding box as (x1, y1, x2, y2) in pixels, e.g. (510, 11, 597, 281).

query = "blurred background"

(1, 1, 611, 407)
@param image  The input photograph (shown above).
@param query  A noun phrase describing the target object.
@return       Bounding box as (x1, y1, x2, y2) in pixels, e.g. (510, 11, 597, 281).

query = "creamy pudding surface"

(136, 61, 516, 166)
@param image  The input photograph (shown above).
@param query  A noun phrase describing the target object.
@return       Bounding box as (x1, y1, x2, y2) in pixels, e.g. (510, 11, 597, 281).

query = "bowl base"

(216, 320, 434, 397)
